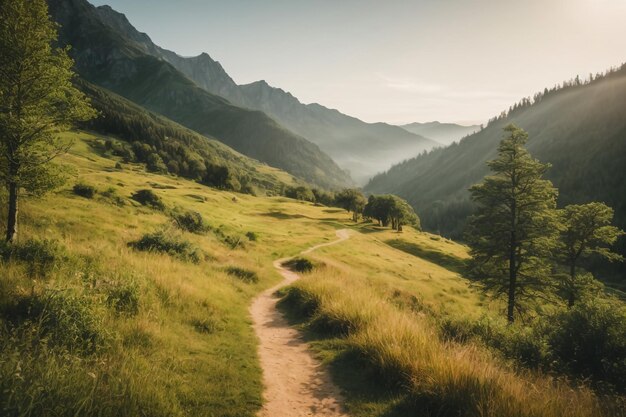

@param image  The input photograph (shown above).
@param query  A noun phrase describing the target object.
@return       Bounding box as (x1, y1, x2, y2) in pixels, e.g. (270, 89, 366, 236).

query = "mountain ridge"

(48, 0, 352, 189)
(88, 3, 438, 183)
(400, 121, 480, 146)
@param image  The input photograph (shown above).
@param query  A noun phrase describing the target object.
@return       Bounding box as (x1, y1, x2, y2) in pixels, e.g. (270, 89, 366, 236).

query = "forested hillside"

(366, 66, 626, 280)
(47, 0, 352, 190)
(77, 80, 298, 194)
(89, 3, 437, 184)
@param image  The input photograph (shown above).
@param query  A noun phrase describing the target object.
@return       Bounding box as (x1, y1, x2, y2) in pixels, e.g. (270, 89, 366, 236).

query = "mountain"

(366, 66, 626, 280)
(400, 121, 480, 146)
(47, 0, 352, 190)
(88, 4, 438, 184)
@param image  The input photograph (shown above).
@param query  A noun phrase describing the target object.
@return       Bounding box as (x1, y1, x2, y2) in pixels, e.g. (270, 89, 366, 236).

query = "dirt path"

(250, 229, 351, 417)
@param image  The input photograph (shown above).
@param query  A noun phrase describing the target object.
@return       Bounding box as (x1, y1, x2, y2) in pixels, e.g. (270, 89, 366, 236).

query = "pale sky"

(90, 0, 626, 125)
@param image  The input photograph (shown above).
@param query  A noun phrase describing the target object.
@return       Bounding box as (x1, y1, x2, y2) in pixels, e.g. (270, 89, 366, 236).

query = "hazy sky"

(91, 0, 626, 125)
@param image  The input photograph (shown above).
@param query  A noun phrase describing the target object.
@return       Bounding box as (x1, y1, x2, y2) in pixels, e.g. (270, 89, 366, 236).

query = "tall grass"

(282, 269, 623, 417)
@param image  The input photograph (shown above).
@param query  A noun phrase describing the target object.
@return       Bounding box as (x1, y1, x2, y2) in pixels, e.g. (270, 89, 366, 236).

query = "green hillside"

(366, 66, 626, 281)
(47, 0, 352, 190)
(77, 79, 298, 194)
(1, 132, 623, 417)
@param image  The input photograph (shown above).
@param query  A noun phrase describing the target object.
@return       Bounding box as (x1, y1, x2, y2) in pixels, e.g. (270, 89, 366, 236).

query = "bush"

(131, 189, 165, 210)
(72, 183, 96, 199)
(245, 231, 258, 242)
(213, 227, 245, 249)
(102, 187, 126, 206)
(171, 211, 209, 234)
(0, 239, 67, 278)
(128, 231, 201, 263)
(282, 257, 315, 273)
(106, 280, 140, 316)
(4, 289, 106, 354)
(546, 298, 626, 389)
(225, 266, 259, 283)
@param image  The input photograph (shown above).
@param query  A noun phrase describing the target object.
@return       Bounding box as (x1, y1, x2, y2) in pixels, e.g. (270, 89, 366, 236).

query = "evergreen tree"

(0, 0, 95, 242)
(466, 125, 559, 323)
(556, 202, 624, 307)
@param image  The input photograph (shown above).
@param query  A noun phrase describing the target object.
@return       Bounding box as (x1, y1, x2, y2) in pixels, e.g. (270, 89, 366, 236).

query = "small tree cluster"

(364, 195, 420, 231)
(334, 189, 367, 222)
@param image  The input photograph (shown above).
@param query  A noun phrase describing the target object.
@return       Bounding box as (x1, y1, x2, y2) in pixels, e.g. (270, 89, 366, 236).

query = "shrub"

(282, 257, 315, 273)
(106, 280, 140, 316)
(546, 298, 626, 389)
(4, 289, 106, 354)
(0, 239, 67, 278)
(72, 183, 96, 199)
(131, 189, 165, 210)
(225, 266, 259, 284)
(245, 231, 258, 241)
(128, 231, 201, 263)
(171, 211, 209, 234)
(213, 227, 245, 249)
(102, 187, 126, 206)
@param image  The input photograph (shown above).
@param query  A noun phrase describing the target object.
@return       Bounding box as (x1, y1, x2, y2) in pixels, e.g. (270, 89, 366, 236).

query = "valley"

(0, 1, 624, 416)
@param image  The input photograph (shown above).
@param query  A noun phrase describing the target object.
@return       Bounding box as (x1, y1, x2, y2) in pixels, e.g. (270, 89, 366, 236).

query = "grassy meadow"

(0, 130, 623, 416)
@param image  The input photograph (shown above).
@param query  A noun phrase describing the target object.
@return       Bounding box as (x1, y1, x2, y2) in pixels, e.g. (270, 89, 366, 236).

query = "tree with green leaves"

(556, 202, 624, 307)
(335, 188, 366, 222)
(0, 0, 95, 242)
(466, 125, 559, 323)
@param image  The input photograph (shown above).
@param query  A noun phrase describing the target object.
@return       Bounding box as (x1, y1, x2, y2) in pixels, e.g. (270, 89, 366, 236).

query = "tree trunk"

(568, 262, 576, 308)
(6, 181, 19, 243)
(507, 201, 517, 324)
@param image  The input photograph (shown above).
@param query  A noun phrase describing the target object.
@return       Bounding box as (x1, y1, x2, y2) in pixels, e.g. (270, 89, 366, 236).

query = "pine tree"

(0, 0, 95, 242)
(466, 125, 559, 323)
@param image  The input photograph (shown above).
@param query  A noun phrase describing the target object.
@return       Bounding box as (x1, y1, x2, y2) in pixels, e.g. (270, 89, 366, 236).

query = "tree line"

(467, 124, 624, 323)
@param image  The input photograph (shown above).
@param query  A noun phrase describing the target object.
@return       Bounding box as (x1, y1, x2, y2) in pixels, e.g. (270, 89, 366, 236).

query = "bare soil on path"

(250, 229, 351, 417)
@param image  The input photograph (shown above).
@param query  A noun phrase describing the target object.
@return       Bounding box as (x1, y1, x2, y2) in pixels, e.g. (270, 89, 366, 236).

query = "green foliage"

(0, 239, 67, 278)
(128, 231, 201, 263)
(0, 0, 96, 242)
(285, 185, 315, 202)
(106, 279, 140, 316)
(245, 231, 258, 242)
(171, 210, 209, 234)
(101, 187, 126, 206)
(364, 194, 420, 231)
(282, 257, 315, 273)
(466, 125, 560, 322)
(72, 183, 97, 199)
(4, 289, 106, 354)
(225, 266, 259, 284)
(556, 203, 625, 306)
(546, 298, 626, 389)
(78, 81, 290, 196)
(334, 188, 367, 221)
(131, 189, 165, 210)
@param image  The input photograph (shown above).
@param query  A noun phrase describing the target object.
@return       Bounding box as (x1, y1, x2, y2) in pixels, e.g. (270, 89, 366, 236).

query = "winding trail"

(250, 229, 351, 417)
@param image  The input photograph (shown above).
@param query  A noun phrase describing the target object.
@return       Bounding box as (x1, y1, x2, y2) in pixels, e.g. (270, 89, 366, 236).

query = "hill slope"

(400, 121, 480, 146)
(48, 0, 351, 190)
(90, 3, 437, 184)
(76, 79, 298, 194)
(366, 66, 626, 279)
